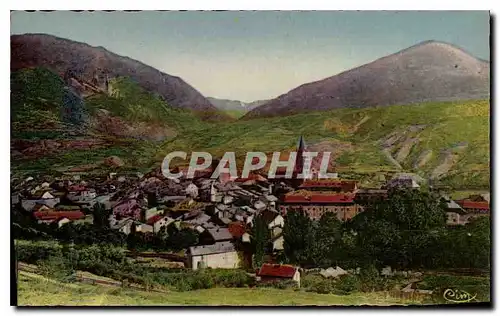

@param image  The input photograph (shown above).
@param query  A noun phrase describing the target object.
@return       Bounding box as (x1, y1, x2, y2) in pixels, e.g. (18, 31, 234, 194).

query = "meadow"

(17, 271, 423, 306)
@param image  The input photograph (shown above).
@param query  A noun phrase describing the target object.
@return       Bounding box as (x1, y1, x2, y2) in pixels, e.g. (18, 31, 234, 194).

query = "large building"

(279, 179, 361, 221)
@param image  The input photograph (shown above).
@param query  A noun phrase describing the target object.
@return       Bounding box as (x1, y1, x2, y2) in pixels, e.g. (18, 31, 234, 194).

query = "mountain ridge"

(11, 33, 230, 121)
(243, 40, 490, 119)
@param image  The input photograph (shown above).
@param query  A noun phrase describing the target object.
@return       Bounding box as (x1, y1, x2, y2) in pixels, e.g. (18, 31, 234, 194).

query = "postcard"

(10, 10, 491, 307)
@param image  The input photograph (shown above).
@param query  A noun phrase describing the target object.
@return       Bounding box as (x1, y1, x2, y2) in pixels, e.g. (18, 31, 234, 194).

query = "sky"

(11, 11, 490, 102)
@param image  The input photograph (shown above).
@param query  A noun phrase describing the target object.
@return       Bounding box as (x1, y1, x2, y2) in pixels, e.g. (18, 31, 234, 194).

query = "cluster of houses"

(11, 137, 490, 281)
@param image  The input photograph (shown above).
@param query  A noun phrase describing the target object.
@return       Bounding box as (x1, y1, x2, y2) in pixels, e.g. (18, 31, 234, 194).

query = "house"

(147, 215, 175, 233)
(11, 193, 21, 205)
(260, 210, 284, 230)
(113, 199, 143, 220)
(271, 235, 284, 251)
(187, 241, 240, 270)
(33, 203, 52, 212)
(94, 194, 114, 210)
(184, 213, 211, 226)
(203, 227, 233, 243)
(299, 179, 358, 193)
(457, 198, 489, 213)
(281, 191, 360, 221)
(185, 183, 199, 198)
(33, 210, 85, 223)
(256, 264, 301, 287)
(354, 189, 388, 206)
(384, 175, 421, 190)
(41, 191, 55, 199)
(228, 222, 247, 239)
(21, 198, 61, 211)
(109, 217, 152, 235)
(56, 217, 72, 228)
(145, 207, 161, 221)
(210, 183, 224, 203)
(441, 195, 467, 226)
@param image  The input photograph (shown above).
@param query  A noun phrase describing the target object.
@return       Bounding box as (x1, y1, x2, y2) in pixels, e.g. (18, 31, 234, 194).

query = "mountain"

(207, 97, 268, 118)
(11, 33, 229, 121)
(243, 41, 490, 119)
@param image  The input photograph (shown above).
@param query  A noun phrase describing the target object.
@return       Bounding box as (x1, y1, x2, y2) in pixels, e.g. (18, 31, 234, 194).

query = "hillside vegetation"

(10, 68, 489, 189)
(10, 68, 212, 175)
(159, 99, 490, 189)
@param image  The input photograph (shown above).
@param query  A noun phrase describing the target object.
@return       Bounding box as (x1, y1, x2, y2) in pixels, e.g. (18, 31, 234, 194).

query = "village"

(12, 136, 490, 287)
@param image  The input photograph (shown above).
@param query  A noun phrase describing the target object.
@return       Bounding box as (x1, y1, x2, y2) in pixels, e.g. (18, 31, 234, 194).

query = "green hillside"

(10, 68, 211, 175)
(10, 68, 490, 190)
(158, 99, 490, 189)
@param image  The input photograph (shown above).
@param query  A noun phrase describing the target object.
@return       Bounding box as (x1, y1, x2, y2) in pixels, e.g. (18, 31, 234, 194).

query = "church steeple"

(294, 135, 306, 177)
(297, 135, 306, 152)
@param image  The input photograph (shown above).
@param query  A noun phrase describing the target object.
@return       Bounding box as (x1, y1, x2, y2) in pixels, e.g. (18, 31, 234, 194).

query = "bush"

(210, 269, 254, 288)
(331, 275, 361, 295)
(257, 280, 298, 290)
(37, 255, 74, 282)
(15, 240, 62, 263)
(308, 279, 335, 294)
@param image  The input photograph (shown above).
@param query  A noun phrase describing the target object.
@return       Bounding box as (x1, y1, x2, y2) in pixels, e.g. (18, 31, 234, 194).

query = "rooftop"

(188, 241, 236, 256)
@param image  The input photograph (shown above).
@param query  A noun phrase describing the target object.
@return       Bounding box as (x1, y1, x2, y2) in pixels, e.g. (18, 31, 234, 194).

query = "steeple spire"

(294, 135, 307, 178)
(297, 135, 306, 151)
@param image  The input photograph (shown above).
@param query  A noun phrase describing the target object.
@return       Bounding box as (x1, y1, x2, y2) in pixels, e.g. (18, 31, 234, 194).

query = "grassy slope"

(159, 99, 490, 189)
(10, 69, 213, 175)
(17, 271, 421, 306)
(11, 68, 490, 189)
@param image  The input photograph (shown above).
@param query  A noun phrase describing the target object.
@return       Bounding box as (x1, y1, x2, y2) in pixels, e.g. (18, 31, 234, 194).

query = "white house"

(145, 207, 160, 221)
(149, 216, 175, 233)
(57, 217, 72, 228)
(267, 214, 284, 230)
(187, 241, 240, 270)
(186, 183, 199, 198)
(41, 192, 55, 199)
(271, 235, 284, 251)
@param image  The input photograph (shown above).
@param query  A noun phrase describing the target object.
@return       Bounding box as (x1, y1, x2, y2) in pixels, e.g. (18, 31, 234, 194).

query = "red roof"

(457, 200, 489, 211)
(257, 264, 298, 278)
(34, 211, 85, 221)
(147, 214, 164, 225)
(228, 222, 246, 238)
(284, 192, 354, 204)
(68, 185, 87, 192)
(299, 179, 357, 191)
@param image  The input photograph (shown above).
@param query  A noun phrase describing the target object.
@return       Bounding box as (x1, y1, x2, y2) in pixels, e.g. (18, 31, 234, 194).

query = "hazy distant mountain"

(207, 97, 268, 118)
(243, 41, 490, 119)
(11, 33, 230, 121)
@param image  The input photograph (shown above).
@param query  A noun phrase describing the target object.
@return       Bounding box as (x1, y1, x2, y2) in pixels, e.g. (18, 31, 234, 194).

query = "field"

(17, 271, 423, 306)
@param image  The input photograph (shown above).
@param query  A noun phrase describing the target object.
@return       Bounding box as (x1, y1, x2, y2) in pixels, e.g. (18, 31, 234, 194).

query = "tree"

(126, 224, 138, 250)
(93, 203, 110, 228)
(251, 214, 271, 268)
(350, 189, 447, 268)
(167, 228, 199, 251)
(310, 212, 343, 267)
(282, 209, 315, 266)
